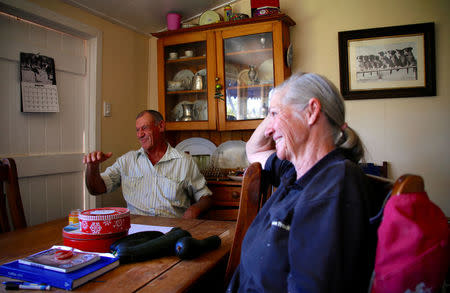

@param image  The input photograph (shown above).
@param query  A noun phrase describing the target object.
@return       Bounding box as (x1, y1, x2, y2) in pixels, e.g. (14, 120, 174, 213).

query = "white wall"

(0, 12, 86, 225)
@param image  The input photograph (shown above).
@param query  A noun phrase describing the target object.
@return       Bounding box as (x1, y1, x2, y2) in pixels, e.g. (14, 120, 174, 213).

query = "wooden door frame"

(0, 0, 102, 209)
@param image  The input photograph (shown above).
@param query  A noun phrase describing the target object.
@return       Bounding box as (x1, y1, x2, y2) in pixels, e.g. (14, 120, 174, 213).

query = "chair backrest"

(225, 162, 268, 285)
(391, 174, 424, 195)
(0, 158, 27, 233)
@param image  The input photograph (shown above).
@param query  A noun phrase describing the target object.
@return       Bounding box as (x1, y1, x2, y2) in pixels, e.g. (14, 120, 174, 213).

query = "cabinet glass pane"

(224, 32, 273, 121)
(164, 41, 208, 122)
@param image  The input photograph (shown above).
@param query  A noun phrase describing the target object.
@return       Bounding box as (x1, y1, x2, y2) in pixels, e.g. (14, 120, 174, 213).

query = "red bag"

(371, 191, 449, 293)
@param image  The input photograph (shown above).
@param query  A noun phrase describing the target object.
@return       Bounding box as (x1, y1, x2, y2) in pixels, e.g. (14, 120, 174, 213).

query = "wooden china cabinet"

(152, 14, 295, 220)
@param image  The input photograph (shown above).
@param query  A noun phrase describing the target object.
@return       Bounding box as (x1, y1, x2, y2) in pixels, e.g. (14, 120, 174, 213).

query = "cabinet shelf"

(166, 89, 207, 94)
(228, 84, 274, 90)
(225, 48, 272, 56)
(166, 56, 206, 64)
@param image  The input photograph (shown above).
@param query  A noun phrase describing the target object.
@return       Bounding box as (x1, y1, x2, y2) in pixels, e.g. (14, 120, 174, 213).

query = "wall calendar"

(20, 52, 59, 113)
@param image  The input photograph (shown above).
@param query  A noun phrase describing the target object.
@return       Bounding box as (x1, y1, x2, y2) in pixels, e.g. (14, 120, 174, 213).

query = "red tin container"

(63, 223, 127, 253)
(79, 207, 130, 234)
(254, 6, 280, 17)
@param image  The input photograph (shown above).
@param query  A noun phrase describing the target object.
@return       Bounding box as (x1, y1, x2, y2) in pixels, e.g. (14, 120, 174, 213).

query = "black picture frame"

(338, 22, 436, 100)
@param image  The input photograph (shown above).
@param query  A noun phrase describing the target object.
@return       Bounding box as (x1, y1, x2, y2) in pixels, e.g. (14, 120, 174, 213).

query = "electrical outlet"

(104, 101, 111, 117)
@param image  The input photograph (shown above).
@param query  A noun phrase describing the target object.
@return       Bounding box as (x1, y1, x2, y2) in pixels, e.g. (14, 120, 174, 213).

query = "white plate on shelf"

(258, 59, 274, 83)
(173, 69, 194, 90)
(175, 137, 217, 156)
(211, 140, 249, 169)
(196, 69, 206, 77)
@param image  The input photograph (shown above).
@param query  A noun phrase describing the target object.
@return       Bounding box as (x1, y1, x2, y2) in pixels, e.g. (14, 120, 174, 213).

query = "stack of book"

(0, 246, 119, 290)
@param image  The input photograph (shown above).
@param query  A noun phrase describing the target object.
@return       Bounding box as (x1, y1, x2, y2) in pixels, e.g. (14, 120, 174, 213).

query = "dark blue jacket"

(227, 149, 373, 292)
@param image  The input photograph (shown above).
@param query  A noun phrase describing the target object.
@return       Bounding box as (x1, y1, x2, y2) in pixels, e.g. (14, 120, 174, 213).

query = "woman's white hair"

(269, 72, 365, 163)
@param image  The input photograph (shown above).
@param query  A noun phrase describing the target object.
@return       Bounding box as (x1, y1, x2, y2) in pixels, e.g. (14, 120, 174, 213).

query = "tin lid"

(78, 207, 130, 221)
(63, 223, 127, 240)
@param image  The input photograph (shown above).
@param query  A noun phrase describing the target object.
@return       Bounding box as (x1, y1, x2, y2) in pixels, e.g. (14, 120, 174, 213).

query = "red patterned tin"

(79, 207, 130, 234)
(63, 223, 127, 252)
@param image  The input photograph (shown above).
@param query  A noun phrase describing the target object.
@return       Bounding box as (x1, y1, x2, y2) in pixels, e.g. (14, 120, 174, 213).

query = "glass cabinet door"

(223, 32, 273, 122)
(164, 41, 208, 122)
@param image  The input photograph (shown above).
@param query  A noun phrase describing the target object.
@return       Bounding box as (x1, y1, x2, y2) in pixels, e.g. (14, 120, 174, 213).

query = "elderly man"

(83, 110, 212, 219)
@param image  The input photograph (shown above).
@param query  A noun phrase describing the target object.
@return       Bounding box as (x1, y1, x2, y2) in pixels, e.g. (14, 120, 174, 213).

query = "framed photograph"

(338, 22, 436, 100)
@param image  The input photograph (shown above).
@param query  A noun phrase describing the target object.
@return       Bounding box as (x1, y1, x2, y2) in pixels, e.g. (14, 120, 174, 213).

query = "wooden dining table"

(0, 215, 236, 292)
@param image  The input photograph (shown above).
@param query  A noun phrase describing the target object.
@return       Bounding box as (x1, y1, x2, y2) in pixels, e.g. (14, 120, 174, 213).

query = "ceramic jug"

(192, 74, 203, 90)
(181, 103, 194, 121)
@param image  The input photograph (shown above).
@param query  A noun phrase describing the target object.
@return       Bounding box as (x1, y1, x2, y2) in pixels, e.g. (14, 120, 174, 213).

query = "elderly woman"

(227, 73, 373, 292)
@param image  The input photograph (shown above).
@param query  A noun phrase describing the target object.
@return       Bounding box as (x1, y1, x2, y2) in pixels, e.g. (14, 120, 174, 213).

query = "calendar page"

(20, 52, 59, 113)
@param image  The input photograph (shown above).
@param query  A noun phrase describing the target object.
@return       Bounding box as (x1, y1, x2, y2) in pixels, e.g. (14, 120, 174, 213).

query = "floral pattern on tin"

(89, 222, 102, 234)
(113, 219, 124, 230)
(81, 221, 88, 231)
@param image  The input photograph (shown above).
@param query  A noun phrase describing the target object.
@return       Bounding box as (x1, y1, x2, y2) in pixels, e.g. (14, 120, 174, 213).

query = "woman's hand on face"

(246, 116, 276, 165)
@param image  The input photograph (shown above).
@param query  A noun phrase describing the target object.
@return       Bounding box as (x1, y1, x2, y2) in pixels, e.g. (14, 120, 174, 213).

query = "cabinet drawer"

(209, 185, 241, 206)
(204, 209, 239, 221)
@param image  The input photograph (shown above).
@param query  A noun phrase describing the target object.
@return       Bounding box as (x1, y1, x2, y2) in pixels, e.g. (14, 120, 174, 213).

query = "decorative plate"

(211, 140, 249, 169)
(199, 10, 220, 25)
(167, 87, 184, 92)
(258, 59, 274, 83)
(238, 69, 258, 86)
(196, 68, 206, 77)
(193, 99, 208, 120)
(173, 69, 194, 90)
(286, 43, 293, 68)
(237, 69, 249, 85)
(175, 137, 217, 156)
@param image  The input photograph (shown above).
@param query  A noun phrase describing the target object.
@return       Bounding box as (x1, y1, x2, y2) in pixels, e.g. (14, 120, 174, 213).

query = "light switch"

(104, 101, 111, 117)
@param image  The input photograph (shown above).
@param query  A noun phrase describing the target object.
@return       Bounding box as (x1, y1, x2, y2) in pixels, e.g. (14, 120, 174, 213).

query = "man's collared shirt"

(101, 144, 211, 218)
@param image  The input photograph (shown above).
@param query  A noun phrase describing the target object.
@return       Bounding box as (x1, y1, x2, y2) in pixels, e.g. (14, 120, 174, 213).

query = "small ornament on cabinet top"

(224, 5, 232, 21)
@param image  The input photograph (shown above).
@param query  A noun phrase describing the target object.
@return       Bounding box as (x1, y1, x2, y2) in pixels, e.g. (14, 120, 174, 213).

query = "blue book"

(0, 255, 119, 290)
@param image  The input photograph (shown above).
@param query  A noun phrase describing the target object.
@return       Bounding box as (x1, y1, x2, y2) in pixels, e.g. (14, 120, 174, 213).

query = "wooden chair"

(224, 162, 273, 285)
(0, 158, 27, 233)
(359, 161, 389, 178)
(365, 173, 425, 226)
